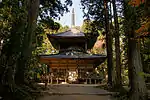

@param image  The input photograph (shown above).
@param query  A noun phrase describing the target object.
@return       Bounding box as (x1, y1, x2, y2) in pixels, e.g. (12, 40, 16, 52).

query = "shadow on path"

(37, 84, 113, 100)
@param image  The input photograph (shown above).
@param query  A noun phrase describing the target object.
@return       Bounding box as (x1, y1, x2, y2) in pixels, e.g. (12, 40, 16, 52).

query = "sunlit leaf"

(135, 17, 150, 36)
(128, 0, 145, 6)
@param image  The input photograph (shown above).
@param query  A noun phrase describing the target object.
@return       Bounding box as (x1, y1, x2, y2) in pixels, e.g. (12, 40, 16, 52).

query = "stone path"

(37, 84, 112, 100)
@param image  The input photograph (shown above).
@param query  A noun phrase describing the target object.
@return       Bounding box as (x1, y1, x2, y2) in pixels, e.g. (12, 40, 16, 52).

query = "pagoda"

(39, 9, 106, 84)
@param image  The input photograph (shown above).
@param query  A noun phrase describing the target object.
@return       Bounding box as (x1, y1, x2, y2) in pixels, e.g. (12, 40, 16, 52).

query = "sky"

(55, 0, 84, 27)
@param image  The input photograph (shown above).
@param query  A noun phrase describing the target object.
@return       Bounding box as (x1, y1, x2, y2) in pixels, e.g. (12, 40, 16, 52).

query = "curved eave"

(48, 34, 86, 42)
(47, 34, 86, 50)
(39, 55, 106, 68)
(47, 34, 98, 50)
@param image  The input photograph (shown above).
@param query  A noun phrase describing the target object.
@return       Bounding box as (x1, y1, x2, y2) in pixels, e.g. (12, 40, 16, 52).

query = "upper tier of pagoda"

(47, 28, 97, 51)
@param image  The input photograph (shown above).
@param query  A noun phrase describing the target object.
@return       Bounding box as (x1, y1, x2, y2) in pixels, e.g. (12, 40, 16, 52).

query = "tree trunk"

(15, 0, 40, 84)
(122, 0, 133, 88)
(123, 0, 148, 99)
(112, 0, 122, 88)
(129, 35, 148, 100)
(104, 0, 113, 87)
(127, 35, 133, 88)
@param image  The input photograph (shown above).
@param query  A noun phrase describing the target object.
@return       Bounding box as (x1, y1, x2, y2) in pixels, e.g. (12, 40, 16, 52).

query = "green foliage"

(58, 25, 70, 32)
(81, 19, 103, 36)
(113, 94, 129, 100)
(39, 0, 72, 19)
(141, 38, 150, 75)
(81, 0, 104, 24)
(81, 19, 106, 54)
(139, 72, 150, 77)
(29, 19, 70, 82)
(80, 0, 106, 51)
(124, 0, 150, 83)
(0, 0, 72, 100)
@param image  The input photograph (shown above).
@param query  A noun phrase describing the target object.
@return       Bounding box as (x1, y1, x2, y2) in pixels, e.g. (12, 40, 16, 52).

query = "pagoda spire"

(71, 8, 75, 27)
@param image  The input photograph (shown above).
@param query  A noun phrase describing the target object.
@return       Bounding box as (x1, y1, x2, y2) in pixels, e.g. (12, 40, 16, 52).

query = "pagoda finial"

(71, 8, 75, 27)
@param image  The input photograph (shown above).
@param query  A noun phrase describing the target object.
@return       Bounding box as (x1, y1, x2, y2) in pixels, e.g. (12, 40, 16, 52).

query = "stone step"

(42, 91, 119, 96)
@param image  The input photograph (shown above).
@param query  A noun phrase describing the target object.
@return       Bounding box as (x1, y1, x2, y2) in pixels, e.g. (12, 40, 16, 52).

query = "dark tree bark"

(112, 0, 122, 88)
(123, 0, 148, 99)
(15, 0, 40, 84)
(123, 0, 133, 88)
(104, 0, 113, 87)
(129, 33, 148, 100)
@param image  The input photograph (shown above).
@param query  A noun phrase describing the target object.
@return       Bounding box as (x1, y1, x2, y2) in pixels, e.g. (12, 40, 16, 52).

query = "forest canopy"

(0, 0, 149, 100)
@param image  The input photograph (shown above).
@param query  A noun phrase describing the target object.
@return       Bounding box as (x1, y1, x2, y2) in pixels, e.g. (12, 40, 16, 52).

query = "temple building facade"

(39, 8, 106, 84)
(39, 28, 106, 84)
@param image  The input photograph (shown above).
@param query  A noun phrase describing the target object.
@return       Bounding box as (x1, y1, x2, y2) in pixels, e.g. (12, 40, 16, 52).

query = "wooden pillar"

(50, 68, 53, 84)
(66, 60, 69, 83)
(50, 76, 53, 84)
(85, 42, 87, 50)
(63, 69, 65, 83)
(57, 68, 59, 84)
(65, 77, 67, 82)
(86, 78, 88, 84)
(47, 74, 50, 84)
(47, 65, 50, 84)
(57, 78, 59, 84)
(79, 69, 81, 78)
(95, 79, 97, 84)
(85, 64, 87, 84)
(89, 78, 92, 84)
(50, 72, 53, 84)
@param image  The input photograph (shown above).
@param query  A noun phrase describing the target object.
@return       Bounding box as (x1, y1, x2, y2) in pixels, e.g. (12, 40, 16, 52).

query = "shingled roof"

(40, 51, 106, 59)
(40, 51, 106, 67)
(50, 28, 85, 37)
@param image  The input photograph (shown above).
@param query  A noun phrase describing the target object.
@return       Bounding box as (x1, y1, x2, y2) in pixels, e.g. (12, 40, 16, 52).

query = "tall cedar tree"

(111, 0, 122, 88)
(123, 0, 148, 100)
(104, 0, 113, 87)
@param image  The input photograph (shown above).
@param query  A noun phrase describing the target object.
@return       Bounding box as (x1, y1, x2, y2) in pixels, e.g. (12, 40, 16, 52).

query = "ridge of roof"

(49, 28, 85, 37)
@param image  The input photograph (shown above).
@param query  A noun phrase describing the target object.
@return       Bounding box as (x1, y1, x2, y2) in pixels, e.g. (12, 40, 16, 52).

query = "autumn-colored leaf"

(136, 24, 146, 33)
(129, 0, 145, 6)
(136, 17, 150, 37)
(136, 17, 150, 33)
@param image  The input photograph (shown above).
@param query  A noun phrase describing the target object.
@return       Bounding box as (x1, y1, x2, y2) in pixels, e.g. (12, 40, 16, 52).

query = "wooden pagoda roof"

(39, 51, 106, 68)
(47, 29, 97, 50)
(40, 53, 106, 59)
(50, 29, 85, 37)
